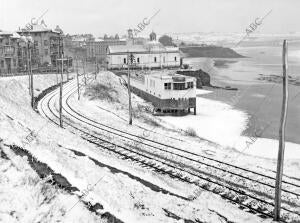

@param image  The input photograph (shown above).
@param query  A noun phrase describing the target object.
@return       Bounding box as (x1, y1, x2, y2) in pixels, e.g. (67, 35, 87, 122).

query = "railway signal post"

(274, 40, 289, 221)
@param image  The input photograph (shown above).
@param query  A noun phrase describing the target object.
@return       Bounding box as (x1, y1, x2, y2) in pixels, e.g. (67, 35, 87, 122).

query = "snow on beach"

(160, 89, 300, 160)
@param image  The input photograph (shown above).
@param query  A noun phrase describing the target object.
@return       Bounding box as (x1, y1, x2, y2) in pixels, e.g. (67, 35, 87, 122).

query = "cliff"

(179, 46, 245, 58)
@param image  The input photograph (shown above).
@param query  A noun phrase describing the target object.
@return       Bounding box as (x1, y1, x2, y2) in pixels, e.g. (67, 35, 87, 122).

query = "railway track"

(38, 75, 300, 222)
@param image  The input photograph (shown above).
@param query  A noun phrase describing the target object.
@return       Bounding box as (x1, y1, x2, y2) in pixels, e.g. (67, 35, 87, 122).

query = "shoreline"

(161, 88, 300, 160)
(184, 54, 300, 145)
(204, 76, 300, 143)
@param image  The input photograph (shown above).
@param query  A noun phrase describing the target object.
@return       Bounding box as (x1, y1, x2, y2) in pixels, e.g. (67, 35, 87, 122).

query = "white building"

(106, 32, 181, 69)
(144, 72, 196, 100)
(128, 71, 197, 115)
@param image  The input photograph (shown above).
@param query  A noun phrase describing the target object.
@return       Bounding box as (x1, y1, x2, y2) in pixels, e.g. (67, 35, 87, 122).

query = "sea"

(183, 38, 300, 144)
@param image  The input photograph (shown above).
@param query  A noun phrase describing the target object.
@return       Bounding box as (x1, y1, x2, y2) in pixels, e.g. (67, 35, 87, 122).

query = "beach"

(175, 42, 300, 159)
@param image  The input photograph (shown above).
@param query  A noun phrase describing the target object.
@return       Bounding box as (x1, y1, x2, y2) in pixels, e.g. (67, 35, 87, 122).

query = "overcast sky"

(1, 0, 299, 37)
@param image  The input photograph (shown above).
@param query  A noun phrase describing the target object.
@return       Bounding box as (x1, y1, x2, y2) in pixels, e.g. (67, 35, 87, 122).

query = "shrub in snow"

(84, 83, 120, 103)
(185, 127, 197, 137)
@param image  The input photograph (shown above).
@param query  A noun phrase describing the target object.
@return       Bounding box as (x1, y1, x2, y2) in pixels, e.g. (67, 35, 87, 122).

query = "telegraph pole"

(66, 56, 69, 81)
(56, 37, 60, 84)
(30, 46, 34, 108)
(127, 52, 133, 125)
(26, 45, 31, 96)
(27, 42, 34, 108)
(58, 35, 65, 128)
(83, 59, 87, 85)
(76, 57, 80, 100)
(95, 58, 98, 80)
(274, 40, 289, 221)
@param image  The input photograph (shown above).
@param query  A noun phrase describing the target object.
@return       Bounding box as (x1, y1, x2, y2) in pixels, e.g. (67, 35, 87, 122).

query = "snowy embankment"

(0, 73, 277, 222)
(0, 74, 104, 222)
(0, 143, 103, 223)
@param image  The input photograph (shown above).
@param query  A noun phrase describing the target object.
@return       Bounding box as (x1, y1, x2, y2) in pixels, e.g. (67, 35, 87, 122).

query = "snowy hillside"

(0, 72, 299, 222)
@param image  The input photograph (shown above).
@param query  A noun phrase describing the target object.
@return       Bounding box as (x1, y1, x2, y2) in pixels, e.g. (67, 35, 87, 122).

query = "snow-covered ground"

(0, 74, 278, 223)
(0, 73, 104, 223)
(67, 71, 300, 182)
(0, 143, 104, 223)
(0, 72, 299, 222)
(160, 90, 300, 160)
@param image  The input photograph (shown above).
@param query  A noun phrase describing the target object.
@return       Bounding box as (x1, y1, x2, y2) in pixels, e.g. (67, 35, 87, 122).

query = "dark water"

(183, 42, 300, 144)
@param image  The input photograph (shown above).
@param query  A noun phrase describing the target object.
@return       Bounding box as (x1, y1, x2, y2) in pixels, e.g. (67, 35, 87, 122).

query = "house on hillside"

(17, 21, 69, 70)
(0, 31, 21, 75)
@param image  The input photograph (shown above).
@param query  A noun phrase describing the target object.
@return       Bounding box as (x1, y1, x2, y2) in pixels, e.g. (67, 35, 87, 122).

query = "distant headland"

(179, 45, 246, 58)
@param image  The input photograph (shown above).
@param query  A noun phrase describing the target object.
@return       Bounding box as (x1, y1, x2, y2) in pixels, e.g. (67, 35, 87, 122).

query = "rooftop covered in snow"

(107, 41, 179, 54)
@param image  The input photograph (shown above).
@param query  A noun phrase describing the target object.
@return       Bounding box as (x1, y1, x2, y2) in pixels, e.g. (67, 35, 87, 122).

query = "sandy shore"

(160, 89, 300, 160)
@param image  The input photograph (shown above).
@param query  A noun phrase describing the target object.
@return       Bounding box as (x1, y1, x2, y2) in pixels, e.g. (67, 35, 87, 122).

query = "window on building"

(45, 49, 49, 55)
(154, 57, 157, 63)
(187, 82, 194, 88)
(44, 40, 48, 46)
(164, 83, 171, 90)
(174, 57, 177, 61)
(13, 59, 16, 67)
(123, 58, 127, 64)
(1, 60, 4, 68)
(137, 58, 140, 63)
(173, 83, 185, 90)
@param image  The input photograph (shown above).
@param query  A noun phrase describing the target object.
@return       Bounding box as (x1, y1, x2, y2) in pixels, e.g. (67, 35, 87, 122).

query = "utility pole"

(127, 52, 133, 125)
(274, 40, 289, 221)
(76, 57, 80, 100)
(57, 35, 66, 128)
(66, 56, 69, 81)
(26, 45, 31, 96)
(29, 45, 34, 108)
(56, 37, 60, 84)
(95, 58, 97, 80)
(83, 59, 87, 85)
